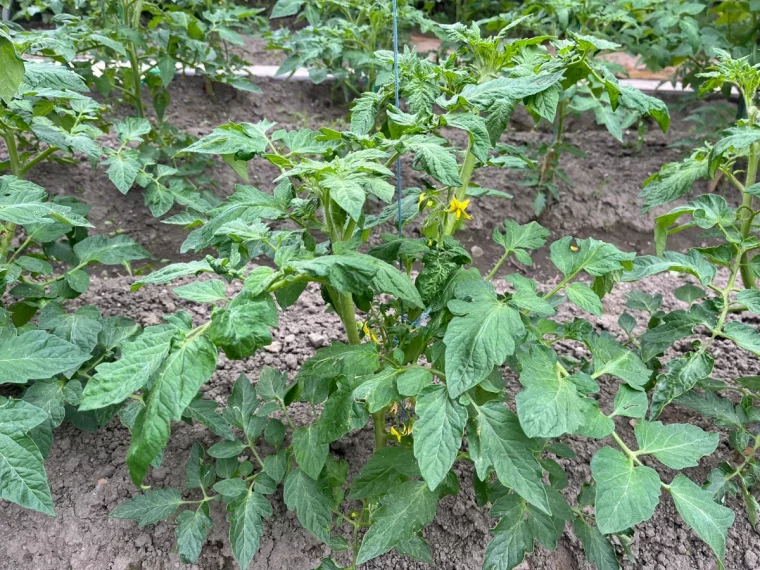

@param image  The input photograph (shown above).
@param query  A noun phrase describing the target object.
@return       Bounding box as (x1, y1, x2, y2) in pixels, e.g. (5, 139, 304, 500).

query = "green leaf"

(348, 447, 420, 500)
(80, 326, 176, 410)
(356, 481, 438, 564)
(126, 335, 218, 485)
(650, 352, 714, 419)
(292, 426, 328, 480)
(516, 345, 587, 438)
(444, 281, 525, 397)
(406, 135, 462, 187)
(185, 399, 234, 441)
(271, 0, 303, 17)
(551, 237, 634, 278)
(227, 488, 271, 569)
(708, 126, 760, 177)
(396, 368, 432, 397)
(492, 220, 550, 268)
(483, 496, 533, 570)
(634, 421, 719, 469)
(573, 519, 620, 570)
(612, 385, 648, 418)
(0, 399, 48, 436)
(257, 366, 288, 402)
(73, 234, 150, 265)
(591, 447, 661, 534)
(292, 254, 423, 308)
(0, 399, 53, 515)
(283, 469, 333, 543)
(350, 92, 382, 135)
(588, 333, 650, 388)
(38, 303, 102, 353)
(176, 505, 213, 563)
(722, 321, 760, 356)
(353, 368, 400, 413)
(443, 113, 491, 163)
(472, 403, 550, 514)
(23, 61, 87, 91)
(173, 279, 227, 303)
(0, 329, 90, 384)
(623, 251, 716, 286)
(0, 36, 24, 103)
(208, 440, 247, 459)
(182, 121, 272, 156)
(316, 383, 355, 443)
(111, 488, 184, 526)
(104, 154, 141, 194)
(298, 342, 379, 386)
(209, 292, 278, 360)
(640, 153, 708, 212)
(618, 85, 670, 133)
(669, 474, 735, 564)
(321, 172, 366, 221)
(413, 385, 467, 490)
(566, 282, 603, 315)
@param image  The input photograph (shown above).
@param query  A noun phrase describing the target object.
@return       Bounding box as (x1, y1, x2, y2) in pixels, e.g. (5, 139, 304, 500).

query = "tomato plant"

(1, 5, 759, 570)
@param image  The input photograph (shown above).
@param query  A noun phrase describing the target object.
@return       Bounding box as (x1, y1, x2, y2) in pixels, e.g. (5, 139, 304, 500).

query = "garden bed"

(2, 74, 758, 570)
(1, 272, 759, 570)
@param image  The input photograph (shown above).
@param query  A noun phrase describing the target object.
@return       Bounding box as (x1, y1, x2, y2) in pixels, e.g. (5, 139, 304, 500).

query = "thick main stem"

(739, 142, 758, 289)
(127, 44, 146, 118)
(0, 133, 22, 257)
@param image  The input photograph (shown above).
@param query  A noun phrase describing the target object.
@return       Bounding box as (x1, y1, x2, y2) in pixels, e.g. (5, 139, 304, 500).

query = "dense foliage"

(1, 3, 760, 570)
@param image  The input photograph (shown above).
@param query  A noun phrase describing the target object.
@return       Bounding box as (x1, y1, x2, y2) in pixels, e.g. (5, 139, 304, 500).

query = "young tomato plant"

(0, 25, 150, 516)
(85, 28, 745, 570)
(267, 0, 437, 100)
(14, 0, 265, 216)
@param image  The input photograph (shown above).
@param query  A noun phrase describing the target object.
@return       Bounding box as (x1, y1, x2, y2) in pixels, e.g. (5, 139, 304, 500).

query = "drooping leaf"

(176, 505, 213, 563)
(591, 447, 661, 534)
(413, 385, 467, 490)
(80, 326, 176, 410)
(283, 469, 333, 543)
(515, 345, 586, 438)
(292, 425, 328, 480)
(227, 488, 272, 569)
(444, 281, 525, 397)
(356, 481, 438, 564)
(126, 335, 218, 485)
(471, 403, 550, 514)
(669, 474, 735, 565)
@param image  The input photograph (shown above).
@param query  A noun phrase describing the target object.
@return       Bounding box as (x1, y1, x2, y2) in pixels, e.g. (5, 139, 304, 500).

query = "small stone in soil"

(307, 333, 328, 347)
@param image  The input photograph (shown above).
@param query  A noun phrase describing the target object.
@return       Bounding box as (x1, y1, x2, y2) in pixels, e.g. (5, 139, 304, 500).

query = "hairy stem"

(0, 132, 22, 257)
(739, 142, 758, 289)
(127, 43, 146, 118)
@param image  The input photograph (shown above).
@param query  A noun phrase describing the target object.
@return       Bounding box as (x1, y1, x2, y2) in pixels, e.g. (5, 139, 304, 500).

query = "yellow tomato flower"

(447, 196, 472, 220)
(418, 192, 427, 206)
(362, 322, 379, 344)
(390, 423, 411, 442)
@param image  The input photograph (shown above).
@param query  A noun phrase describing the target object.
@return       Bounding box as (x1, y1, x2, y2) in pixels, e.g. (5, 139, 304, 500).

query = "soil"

(2, 71, 758, 570)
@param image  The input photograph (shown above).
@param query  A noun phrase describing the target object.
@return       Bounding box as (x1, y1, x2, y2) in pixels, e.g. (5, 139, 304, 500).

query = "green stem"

(0, 132, 22, 257)
(443, 149, 477, 236)
(20, 147, 58, 176)
(127, 43, 146, 118)
(486, 252, 510, 281)
(739, 142, 758, 289)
